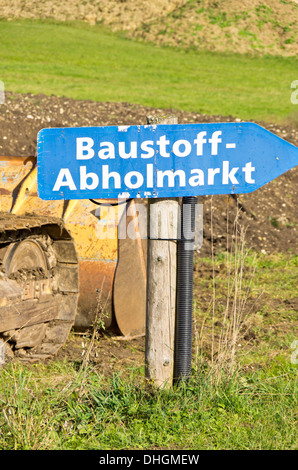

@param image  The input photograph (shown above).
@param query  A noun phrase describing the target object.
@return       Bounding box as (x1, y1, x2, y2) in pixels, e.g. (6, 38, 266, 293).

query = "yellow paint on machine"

(0, 156, 147, 335)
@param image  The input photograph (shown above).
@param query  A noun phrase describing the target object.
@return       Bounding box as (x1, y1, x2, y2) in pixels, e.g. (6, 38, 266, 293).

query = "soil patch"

(0, 0, 297, 56)
(1, 91, 297, 258)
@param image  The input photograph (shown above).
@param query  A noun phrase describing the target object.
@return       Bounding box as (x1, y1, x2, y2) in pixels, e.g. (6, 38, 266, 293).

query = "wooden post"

(145, 115, 178, 388)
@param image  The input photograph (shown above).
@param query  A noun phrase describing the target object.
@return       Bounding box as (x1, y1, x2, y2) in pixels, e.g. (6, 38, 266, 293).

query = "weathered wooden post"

(145, 115, 179, 388)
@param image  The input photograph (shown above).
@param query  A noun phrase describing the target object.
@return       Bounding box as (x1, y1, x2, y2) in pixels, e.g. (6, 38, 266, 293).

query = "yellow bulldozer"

(0, 154, 147, 361)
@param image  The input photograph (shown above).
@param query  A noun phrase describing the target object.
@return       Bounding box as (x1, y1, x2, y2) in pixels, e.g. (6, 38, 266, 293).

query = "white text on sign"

(53, 131, 255, 193)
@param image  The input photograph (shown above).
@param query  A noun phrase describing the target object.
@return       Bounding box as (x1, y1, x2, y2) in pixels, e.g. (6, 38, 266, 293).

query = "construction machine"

(0, 154, 147, 361)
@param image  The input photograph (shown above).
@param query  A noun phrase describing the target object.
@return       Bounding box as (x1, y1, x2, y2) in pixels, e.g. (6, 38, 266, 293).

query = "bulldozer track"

(0, 212, 79, 361)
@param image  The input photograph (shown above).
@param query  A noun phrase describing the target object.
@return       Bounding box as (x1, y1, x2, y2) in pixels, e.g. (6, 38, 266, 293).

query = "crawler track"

(0, 213, 79, 361)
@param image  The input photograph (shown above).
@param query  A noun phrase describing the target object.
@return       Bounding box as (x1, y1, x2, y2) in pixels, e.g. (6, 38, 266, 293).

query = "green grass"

(0, 18, 297, 122)
(0, 359, 296, 450)
(0, 252, 297, 450)
(194, 250, 298, 369)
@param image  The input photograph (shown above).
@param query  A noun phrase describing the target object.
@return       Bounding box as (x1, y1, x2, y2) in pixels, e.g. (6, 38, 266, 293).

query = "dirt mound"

(132, 0, 298, 57)
(0, 0, 184, 28)
(0, 91, 297, 256)
(0, 0, 297, 56)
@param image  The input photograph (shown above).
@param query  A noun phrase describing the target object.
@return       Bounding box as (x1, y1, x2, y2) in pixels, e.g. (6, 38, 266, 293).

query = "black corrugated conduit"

(174, 196, 197, 385)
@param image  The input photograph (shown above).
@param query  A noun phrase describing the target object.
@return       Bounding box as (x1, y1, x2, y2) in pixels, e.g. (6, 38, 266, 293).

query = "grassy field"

(0, 18, 297, 123)
(0, 357, 296, 450)
(0, 16, 297, 452)
(0, 250, 297, 450)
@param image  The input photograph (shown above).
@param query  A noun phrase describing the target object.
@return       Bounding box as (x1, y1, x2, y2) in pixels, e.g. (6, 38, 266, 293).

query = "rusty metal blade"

(113, 200, 147, 336)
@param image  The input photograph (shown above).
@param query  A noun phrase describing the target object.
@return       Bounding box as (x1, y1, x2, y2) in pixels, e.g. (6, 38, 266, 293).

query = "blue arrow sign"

(37, 122, 297, 200)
